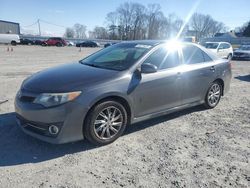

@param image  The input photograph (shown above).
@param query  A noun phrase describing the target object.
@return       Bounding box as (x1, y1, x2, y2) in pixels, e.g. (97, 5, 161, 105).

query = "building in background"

(0, 20, 20, 34)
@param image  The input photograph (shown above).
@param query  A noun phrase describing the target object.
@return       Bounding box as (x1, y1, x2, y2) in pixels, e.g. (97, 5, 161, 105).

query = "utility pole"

(38, 19, 41, 36)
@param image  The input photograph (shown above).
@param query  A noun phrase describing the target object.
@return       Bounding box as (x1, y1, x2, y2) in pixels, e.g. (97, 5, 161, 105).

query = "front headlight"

(34, 91, 81, 107)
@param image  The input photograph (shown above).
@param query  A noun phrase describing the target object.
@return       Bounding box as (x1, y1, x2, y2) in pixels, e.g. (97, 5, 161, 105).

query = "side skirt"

(131, 100, 204, 124)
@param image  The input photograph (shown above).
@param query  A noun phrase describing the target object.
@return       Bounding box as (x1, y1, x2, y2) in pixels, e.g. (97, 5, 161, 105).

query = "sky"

(0, 0, 249, 36)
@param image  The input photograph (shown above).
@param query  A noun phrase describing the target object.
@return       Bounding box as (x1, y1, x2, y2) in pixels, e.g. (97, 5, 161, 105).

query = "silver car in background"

(15, 40, 232, 145)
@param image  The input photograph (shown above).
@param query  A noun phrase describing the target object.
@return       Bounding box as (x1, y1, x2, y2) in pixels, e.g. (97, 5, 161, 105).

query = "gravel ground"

(0, 45, 249, 188)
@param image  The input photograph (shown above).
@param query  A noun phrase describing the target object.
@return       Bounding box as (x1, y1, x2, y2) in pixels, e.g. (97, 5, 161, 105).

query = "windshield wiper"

(79, 62, 101, 68)
(79, 61, 120, 71)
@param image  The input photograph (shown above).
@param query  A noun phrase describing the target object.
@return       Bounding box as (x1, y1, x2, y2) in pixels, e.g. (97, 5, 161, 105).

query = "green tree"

(243, 21, 250, 37)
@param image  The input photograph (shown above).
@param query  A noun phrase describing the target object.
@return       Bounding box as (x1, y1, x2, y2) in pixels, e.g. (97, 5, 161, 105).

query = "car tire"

(56, 42, 63, 47)
(11, 41, 17, 46)
(203, 81, 222, 109)
(227, 54, 232, 61)
(84, 100, 128, 146)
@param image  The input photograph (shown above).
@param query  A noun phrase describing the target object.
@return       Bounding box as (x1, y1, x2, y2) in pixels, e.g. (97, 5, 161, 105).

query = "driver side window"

(143, 48, 180, 70)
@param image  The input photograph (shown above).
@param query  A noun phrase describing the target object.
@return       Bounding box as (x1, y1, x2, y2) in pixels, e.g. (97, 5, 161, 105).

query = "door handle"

(176, 72, 181, 78)
(210, 66, 215, 71)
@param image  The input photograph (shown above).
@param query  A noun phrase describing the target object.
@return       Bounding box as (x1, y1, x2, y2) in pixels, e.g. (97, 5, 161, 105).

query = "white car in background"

(205, 42, 233, 60)
(233, 45, 250, 60)
(0, 34, 20, 45)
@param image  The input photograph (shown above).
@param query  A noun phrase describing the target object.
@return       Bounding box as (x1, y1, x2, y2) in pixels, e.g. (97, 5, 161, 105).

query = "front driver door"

(131, 46, 182, 118)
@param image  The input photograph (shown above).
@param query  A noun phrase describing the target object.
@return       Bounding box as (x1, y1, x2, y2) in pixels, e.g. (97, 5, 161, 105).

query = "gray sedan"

(15, 40, 232, 145)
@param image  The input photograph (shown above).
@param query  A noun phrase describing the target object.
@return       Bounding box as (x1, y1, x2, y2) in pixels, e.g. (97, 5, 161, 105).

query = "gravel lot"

(0, 45, 249, 188)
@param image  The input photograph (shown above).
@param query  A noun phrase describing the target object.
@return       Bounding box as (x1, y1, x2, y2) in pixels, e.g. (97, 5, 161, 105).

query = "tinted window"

(219, 43, 230, 49)
(143, 47, 180, 70)
(224, 43, 230, 49)
(205, 43, 219, 49)
(182, 45, 205, 64)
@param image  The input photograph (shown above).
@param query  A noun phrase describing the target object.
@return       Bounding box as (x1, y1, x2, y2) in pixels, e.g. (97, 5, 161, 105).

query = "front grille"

(234, 52, 244, 56)
(20, 96, 35, 103)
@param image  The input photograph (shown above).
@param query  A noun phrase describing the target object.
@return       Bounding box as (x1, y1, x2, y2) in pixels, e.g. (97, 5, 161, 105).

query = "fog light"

(48, 125, 59, 135)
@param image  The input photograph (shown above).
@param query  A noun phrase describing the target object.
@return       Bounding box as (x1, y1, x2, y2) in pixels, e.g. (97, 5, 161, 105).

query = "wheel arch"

(83, 95, 132, 128)
(213, 78, 224, 96)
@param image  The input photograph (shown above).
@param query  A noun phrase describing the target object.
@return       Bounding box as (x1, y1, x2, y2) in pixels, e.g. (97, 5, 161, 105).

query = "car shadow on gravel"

(235, 74, 250, 82)
(0, 112, 96, 167)
(0, 105, 206, 167)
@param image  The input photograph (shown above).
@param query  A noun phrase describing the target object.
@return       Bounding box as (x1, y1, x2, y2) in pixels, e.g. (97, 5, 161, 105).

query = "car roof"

(205, 41, 230, 44)
(121, 40, 165, 46)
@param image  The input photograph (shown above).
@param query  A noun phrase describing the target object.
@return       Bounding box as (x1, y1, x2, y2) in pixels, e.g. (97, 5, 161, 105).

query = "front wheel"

(204, 81, 222, 109)
(227, 54, 232, 61)
(84, 101, 128, 145)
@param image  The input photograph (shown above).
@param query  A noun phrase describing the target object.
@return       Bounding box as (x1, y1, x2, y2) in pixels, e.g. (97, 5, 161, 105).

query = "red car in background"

(42, 37, 67, 47)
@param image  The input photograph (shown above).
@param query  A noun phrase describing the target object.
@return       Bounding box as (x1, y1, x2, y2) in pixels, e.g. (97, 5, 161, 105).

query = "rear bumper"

(15, 96, 88, 144)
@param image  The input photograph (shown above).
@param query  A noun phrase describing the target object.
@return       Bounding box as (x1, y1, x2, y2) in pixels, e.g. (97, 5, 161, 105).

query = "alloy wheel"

(93, 106, 123, 140)
(208, 83, 221, 107)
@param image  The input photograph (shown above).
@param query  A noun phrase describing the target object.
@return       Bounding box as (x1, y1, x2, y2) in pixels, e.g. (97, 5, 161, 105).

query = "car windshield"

(239, 45, 250, 50)
(79, 43, 152, 71)
(205, 43, 219, 49)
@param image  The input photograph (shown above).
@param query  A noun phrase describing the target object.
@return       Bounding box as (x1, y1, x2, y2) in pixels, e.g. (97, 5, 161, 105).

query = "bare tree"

(116, 2, 134, 40)
(73, 23, 87, 39)
(130, 3, 147, 40)
(190, 13, 226, 41)
(64, 27, 75, 38)
(92, 26, 109, 39)
(209, 21, 227, 37)
(106, 12, 119, 39)
(147, 4, 165, 39)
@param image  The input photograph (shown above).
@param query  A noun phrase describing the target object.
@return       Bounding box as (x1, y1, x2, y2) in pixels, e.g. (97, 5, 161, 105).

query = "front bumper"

(15, 95, 89, 144)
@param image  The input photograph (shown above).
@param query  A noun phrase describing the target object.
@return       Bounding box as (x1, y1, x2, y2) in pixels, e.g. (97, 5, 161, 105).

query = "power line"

(22, 21, 38, 28)
(39, 19, 67, 28)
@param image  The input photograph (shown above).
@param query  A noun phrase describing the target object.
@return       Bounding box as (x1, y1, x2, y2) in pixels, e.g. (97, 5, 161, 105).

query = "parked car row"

(76, 41, 100, 47)
(204, 42, 250, 60)
(233, 44, 250, 60)
(204, 42, 233, 60)
(0, 33, 119, 48)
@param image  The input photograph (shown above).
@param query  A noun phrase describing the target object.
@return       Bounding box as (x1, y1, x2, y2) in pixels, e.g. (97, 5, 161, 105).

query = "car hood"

(22, 62, 120, 93)
(234, 50, 250, 54)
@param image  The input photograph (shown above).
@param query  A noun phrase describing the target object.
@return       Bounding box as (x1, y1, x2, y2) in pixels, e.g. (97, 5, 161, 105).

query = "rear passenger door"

(180, 45, 216, 104)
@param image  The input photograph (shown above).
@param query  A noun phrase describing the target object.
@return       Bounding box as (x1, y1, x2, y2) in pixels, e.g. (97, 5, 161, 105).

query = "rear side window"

(219, 43, 230, 49)
(143, 47, 180, 70)
(182, 45, 212, 64)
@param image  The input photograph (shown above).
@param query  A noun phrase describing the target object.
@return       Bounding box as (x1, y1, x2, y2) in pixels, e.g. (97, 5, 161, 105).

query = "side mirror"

(217, 47, 223, 52)
(141, 63, 157, 73)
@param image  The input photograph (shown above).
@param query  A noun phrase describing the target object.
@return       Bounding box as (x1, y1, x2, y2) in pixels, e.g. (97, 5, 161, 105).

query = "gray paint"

(15, 41, 232, 144)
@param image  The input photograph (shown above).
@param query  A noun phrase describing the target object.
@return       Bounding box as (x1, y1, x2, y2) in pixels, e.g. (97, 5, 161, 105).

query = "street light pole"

(38, 19, 41, 36)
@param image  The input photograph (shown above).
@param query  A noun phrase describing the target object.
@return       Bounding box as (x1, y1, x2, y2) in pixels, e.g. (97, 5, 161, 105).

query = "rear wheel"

(11, 41, 17, 46)
(56, 42, 63, 47)
(204, 81, 222, 109)
(84, 101, 128, 145)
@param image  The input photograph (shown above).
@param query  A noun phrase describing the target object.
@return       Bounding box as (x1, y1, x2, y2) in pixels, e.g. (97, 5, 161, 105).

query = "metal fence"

(200, 37, 250, 45)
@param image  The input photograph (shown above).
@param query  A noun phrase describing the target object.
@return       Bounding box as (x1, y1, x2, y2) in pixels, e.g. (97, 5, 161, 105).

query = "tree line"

(64, 2, 231, 41)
